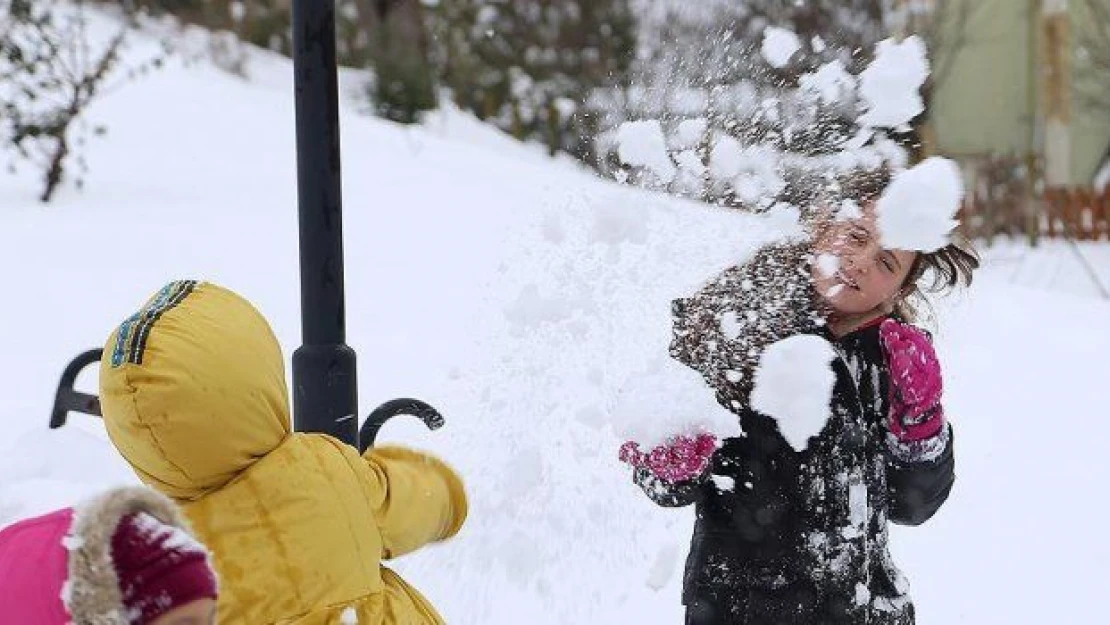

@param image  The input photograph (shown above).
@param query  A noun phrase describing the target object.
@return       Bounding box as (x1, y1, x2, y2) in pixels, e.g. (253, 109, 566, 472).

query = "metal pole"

(290, 0, 358, 446)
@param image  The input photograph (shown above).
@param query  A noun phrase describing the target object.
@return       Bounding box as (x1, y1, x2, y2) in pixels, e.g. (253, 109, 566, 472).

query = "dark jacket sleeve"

(886, 424, 955, 526)
(632, 467, 706, 508)
(669, 243, 822, 412)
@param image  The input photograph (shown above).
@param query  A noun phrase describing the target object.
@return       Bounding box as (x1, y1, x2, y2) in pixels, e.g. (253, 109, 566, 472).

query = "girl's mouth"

(836, 270, 860, 290)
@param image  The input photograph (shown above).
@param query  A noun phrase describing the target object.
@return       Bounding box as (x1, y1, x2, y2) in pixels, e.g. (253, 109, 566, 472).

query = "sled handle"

(359, 398, 445, 453)
(50, 348, 104, 428)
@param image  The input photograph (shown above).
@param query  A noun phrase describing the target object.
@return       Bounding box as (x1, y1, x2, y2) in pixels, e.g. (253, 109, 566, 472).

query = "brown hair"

(894, 236, 981, 323)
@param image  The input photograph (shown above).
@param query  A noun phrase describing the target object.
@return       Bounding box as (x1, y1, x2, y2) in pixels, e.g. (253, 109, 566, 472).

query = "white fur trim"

(64, 486, 196, 624)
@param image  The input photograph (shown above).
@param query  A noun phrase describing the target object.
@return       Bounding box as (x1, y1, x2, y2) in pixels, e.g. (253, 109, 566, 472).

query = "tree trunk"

(354, 0, 435, 123)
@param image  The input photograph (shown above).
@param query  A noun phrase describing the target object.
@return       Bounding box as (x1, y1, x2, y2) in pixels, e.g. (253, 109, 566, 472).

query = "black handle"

(50, 348, 104, 428)
(359, 398, 445, 453)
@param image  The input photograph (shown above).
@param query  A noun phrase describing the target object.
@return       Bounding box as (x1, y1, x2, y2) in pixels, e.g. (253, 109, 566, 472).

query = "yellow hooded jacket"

(98, 281, 467, 624)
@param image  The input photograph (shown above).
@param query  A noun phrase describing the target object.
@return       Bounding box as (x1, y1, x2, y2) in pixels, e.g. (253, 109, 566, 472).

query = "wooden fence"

(957, 186, 1110, 241)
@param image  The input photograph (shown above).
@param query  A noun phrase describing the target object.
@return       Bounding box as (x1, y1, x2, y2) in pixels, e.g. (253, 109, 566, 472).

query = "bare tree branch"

(2, 0, 135, 201)
(1075, 0, 1110, 111)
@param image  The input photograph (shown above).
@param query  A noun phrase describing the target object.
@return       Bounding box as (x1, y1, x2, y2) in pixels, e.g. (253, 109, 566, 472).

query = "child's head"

(811, 197, 979, 324)
(109, 511, 219, 625)
(60, 487, 219, 625)
(100, 281, 291, 502)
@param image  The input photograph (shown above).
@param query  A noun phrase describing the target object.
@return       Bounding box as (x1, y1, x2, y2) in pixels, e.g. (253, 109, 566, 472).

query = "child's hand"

(880, 319, 945, 442)
(619, 433, 718, 484)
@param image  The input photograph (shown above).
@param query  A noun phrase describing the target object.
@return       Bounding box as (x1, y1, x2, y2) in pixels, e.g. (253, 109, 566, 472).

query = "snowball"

(838, 199, 863, 221)
(674, 118, 708, 150)
(673, 150, 705, 178)
(858, 36, 929, 128)
(617, 120, 676, 182)
(719, 311, 743, 340)
(613, 355, 737, 449)
(711, 475, 736, 491)
(855, 582, 872, 607)
(735, 174, 771, 204)
(762, 27, 801, 69)
(710, 138, 785, 203)
(709, 135, 747, 180)
(750, 335, 837, 451)
(815, 253, 840, 278)
(871, 135, 910, 169)
(673, 151, 708, 196)
(799, 60, 856, 105)
(876, 157, 963, 252)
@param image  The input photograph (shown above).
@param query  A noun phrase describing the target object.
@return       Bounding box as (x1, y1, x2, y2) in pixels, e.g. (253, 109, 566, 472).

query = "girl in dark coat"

(620, 199, 978, 625)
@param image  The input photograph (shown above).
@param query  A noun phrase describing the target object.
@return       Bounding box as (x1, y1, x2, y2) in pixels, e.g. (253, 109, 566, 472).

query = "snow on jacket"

(0, 486, 205, 624)
(98, 281, 469, 625)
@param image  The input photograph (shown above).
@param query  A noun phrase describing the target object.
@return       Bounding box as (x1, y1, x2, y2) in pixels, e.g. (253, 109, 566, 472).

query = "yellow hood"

(99, 281, 290, 500)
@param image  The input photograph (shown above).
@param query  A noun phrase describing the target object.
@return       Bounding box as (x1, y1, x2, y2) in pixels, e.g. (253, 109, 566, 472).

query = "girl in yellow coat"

(98, 280, 468, 625)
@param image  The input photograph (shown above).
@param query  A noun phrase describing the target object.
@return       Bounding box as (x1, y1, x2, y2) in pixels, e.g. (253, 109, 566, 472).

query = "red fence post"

(1100, 187, 1110, 240)
(1045, 188, 1059, 238)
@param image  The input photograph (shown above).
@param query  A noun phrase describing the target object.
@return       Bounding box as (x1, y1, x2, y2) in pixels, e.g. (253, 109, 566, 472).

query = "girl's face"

(149, 599, 217, 625)
(812, 204, 917, 316)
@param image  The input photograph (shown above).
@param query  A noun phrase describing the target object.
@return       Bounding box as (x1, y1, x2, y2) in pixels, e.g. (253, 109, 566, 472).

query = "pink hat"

(111, 511, 218, 623)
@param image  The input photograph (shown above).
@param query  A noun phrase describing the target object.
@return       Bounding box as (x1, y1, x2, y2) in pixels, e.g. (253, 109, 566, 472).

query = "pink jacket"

(0, 486, 198, 624)
(0, 507, 71, 623)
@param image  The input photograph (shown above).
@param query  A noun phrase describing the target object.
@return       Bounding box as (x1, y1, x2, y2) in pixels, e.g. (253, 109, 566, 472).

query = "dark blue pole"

(290, 0, 358, 446)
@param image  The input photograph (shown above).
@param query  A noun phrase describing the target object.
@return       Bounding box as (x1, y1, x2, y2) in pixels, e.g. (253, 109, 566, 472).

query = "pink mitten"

(619, 433, 718, 484)
(880, 319, 945, 442)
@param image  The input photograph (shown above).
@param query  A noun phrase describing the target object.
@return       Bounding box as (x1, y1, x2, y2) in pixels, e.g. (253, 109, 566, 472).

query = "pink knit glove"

(619, 433, 719, 484)
(880, 319, 945, 442)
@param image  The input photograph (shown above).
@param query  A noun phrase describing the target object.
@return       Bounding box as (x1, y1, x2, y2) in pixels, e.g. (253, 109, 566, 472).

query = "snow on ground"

(2, 14, 1109, 624)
